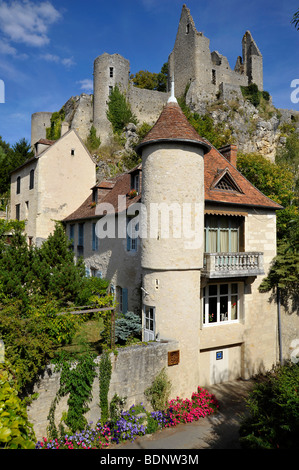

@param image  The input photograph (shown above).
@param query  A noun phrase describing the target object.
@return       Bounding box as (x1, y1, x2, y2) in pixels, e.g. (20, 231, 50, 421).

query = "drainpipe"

(277, 287, 283, 364)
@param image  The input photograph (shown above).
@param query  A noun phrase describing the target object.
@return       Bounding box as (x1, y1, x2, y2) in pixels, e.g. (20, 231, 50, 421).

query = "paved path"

(112, 379, 255, 450)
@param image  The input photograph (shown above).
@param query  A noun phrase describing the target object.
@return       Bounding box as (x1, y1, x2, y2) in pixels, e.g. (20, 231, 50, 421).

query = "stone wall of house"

(27, 340, 179, 441)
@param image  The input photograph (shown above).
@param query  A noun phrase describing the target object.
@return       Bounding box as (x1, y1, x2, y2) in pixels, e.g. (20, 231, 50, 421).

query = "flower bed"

(35, 387, 219, 449)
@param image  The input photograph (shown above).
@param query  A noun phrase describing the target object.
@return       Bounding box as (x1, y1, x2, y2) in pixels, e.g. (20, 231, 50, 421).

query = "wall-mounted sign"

(168, 350, 180, 366)
(216, 351, 223, 360)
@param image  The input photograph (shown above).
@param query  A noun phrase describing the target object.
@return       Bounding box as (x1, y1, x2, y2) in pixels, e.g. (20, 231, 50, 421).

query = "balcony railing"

(202, 252, 264, 278)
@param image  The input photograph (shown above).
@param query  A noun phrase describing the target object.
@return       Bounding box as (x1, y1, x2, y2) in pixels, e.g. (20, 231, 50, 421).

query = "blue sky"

(0, 0, 298, 145)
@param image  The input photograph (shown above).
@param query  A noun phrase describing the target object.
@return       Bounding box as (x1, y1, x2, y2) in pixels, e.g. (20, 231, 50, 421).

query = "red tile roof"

(136, 101, 211, 153)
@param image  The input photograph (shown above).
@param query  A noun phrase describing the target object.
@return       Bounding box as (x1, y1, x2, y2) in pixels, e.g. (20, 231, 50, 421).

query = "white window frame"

(203, 282, 242, 327)
(143, 305, 155, 341)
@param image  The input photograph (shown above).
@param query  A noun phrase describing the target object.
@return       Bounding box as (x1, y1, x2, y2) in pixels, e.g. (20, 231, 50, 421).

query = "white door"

(210, 348, 229, 385)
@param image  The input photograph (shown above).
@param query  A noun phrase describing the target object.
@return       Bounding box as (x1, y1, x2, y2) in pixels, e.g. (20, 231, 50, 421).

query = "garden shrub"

(115, 311, 141, 344)
(0, 363, 36, 449)
(144, 368, 171, 411)
(239, 362, 299, 449)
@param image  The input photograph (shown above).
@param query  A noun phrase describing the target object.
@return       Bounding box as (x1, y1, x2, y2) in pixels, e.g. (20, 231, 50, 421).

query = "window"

(117, 286, 128, 314)
(29, 169, 34, 190)
(92, 222, 98, 251)
(15, 204, 20, 221)
(133, 173, 139, 193)
(109, 86, 113, 96)
(16, 177, 21, 194)
(109, 67, 114, 78)
(203, 283, 240, 326)
(186, 23, 190, 34)
(144, 306, 155, 341)
(212, 69, 216, 85)
(71, 149, 75, 156)
(69, 224, 75, 250)
(91, 267, 102, 278)
(205, 215, 243, 253)
(127, 218, 139, 252)
(77, 223, 84, 256)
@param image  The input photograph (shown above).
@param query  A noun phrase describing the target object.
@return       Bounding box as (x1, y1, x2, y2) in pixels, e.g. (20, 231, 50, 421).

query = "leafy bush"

(106, 85, 137, 134)
(85, 125, 101, 152)
(239, 363, 299, 449)
(0, 363, 36, 449)
(144, 368, 171, 411)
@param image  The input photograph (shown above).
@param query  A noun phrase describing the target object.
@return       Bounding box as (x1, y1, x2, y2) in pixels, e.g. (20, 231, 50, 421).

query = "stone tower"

(93, 53, 130, 145)
(31, 111, 52, 147)
(168, 4, 263, 104)
(136, 88, 210, 397)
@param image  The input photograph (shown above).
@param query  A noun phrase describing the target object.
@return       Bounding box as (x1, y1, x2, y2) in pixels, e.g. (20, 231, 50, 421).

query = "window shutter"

(122, 288, 128, 314)
(96, 271, 102, 278)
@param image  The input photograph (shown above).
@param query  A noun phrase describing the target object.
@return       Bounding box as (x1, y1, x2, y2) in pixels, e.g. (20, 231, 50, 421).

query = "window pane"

(231, 295, 238, 320)
(220, 284, 228, 295)
(220, 229, 229, 252)
(231, 230, 238, 252)
(208, 297, 217, 323)
(231, 283, 238, 294)
(209, 285, 217, 296)
(220, 296, 228, 321)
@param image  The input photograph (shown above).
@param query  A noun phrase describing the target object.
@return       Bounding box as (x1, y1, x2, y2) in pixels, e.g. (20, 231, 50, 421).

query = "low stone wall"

(27, 340, 178, 441)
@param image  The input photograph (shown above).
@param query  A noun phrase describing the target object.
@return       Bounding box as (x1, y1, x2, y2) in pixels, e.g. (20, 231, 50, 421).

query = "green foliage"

(85, 125, 101, 152)
(144, 368, 171, 411)
(0, 362, 36, 448)
(240, 363, 299, 449)
(46, 108, 65, 140)
(56, 352, 97, 433)
(241, 83, 270, 107)
(130, 62, 168, 92)
(237, 152, 298, 238)
(178, 96, 234, 148)
(99, 351, 112, 423)
(292, 9, 299, 30)
(115, 311, 141, 344)
(106, 85, 137, 134)
(0, 136, 33, 196)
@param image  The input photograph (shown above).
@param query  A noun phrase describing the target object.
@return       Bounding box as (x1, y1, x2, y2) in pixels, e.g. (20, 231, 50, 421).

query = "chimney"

(218, 144, 237, 167)
(61, 121, 69, 136)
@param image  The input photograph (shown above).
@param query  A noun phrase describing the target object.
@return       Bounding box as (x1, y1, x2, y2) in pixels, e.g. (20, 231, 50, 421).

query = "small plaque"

(168, 350, 180, 366)
(216, 351, 223, 360)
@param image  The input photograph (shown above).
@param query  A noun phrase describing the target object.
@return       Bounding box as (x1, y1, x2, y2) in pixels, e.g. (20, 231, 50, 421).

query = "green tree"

(130, 62, 168, 92)
(237, 152, 298, 239)
(107, 85, 137, 134)
(85, 125, 101, 152)
(0, 136, 33, 197)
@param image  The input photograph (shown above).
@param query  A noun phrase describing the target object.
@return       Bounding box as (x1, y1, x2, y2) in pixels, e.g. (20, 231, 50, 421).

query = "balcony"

(202, 252, 264, 279)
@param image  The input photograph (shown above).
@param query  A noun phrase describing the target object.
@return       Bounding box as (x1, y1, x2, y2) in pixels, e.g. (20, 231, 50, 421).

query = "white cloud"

(77, 79, 93, 92)
(0, 1, 61, 47)
(41, 53, 75, 68)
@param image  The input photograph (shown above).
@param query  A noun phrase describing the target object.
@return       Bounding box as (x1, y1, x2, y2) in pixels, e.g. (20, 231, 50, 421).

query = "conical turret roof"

(136, 100, 211, 154)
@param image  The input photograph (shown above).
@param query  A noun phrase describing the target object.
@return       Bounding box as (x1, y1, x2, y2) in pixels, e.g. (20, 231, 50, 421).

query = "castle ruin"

(31, 4, 264, 147)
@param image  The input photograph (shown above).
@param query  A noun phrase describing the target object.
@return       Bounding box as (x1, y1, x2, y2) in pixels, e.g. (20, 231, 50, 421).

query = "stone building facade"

(10, 129, 96, 246)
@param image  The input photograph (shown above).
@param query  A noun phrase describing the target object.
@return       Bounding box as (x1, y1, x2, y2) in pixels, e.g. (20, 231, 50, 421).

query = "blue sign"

(216, 351, 223, 360)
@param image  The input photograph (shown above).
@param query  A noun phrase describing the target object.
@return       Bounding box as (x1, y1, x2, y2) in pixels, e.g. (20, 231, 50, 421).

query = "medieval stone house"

(63, 91, 282, 394)
(10, 128, 96, 246)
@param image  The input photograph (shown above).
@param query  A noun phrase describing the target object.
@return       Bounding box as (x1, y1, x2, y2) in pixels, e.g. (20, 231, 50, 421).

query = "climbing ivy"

(99, 351, 112, 424)
(48, 352, 97, 437)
